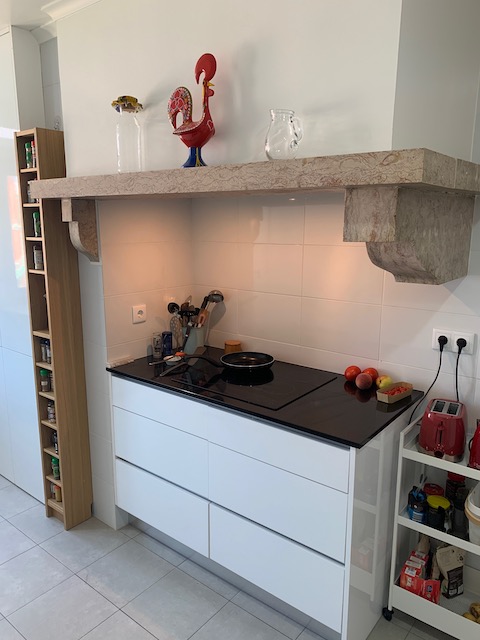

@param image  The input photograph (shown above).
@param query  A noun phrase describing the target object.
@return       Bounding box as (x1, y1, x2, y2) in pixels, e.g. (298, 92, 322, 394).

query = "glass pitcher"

(265, 109, 303, 160)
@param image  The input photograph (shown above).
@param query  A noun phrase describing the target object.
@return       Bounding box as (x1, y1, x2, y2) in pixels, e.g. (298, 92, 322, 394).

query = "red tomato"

(344, 365, 361, 381)
(362, 367, 379, 382)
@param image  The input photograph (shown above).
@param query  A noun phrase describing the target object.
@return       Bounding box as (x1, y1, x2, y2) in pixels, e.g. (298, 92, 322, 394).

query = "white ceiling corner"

(41, 0, 102, 21)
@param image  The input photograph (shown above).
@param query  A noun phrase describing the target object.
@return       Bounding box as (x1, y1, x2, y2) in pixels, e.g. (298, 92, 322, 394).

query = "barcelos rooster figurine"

(168, 53, 217, 167)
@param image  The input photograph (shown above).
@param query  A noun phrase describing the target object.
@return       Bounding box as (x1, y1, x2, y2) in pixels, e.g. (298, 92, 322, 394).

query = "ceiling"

(0, 0, 51, 31)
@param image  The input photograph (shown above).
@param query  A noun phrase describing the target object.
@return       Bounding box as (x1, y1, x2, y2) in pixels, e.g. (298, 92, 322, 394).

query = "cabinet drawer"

(111, 376, 211, 440)
(206, 404, 350, 493)
(113, 406, 208, 497)
(210, 505, 344, 631)
(115, 459, 209, 556)
(209, 444, 347, 561)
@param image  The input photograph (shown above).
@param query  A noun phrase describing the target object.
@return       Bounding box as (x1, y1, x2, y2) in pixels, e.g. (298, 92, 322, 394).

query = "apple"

(376, 375, 393, 389)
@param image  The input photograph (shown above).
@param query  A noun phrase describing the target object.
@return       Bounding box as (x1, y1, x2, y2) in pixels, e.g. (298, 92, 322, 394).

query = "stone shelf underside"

(31, 148, 480, 284)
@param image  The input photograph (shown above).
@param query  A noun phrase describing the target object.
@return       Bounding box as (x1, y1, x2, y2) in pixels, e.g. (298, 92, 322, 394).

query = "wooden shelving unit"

(15, 128, 92, 530)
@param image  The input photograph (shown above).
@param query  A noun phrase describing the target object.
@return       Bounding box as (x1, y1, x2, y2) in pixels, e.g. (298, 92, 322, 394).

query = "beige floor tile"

(0, 520, 35, 565)
(78, 538, 174, 607)
(134, 531, 187, 566)
(0, 485, 39, 519)
(7, 575, 116, 640)
(0, 546, 72, 616)
(179, 558, 240, 600)
(40, 517, 129, 572)
(123, 567, 227, 640)
(232, 591, 305, 639)
(191, 601, 292, 640)
(8, 504, 64, 543)
(81, 611, 157, 639)
(0, 619, 25, 640)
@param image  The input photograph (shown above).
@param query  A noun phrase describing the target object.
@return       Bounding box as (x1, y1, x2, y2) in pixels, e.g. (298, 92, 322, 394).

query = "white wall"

(392, 0, 480, 159)
(57, 0, 403, 176)
(0, 28, 46, 500)
(49, 0, 480, 526)
(40, 38, 63, 131)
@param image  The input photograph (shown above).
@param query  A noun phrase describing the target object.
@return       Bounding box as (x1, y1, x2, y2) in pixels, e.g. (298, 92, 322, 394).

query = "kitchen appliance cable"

(455, 338, 467, 402)
(408, 334, 447, 424)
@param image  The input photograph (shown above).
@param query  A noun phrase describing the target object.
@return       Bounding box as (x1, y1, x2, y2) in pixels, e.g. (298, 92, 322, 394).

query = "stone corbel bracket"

(61, 198, 99, 262)
(344, 187, 474, 284)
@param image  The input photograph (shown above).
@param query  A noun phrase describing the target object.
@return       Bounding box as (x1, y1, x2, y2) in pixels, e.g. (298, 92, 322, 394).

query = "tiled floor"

(0, 476, 456, 640)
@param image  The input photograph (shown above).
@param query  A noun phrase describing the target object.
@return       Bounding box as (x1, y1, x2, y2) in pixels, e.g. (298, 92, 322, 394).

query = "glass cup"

(152, 332, 163, 360)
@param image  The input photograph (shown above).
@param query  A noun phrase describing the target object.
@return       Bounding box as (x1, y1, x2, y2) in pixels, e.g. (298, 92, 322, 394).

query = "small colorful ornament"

(167, 53, 217, 167)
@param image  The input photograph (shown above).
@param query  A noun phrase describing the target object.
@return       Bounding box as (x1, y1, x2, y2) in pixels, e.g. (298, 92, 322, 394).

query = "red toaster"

(418, 399, 466, 462)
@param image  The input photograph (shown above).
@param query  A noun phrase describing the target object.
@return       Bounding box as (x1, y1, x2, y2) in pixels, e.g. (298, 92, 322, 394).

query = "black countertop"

(107, 347, 423, 449)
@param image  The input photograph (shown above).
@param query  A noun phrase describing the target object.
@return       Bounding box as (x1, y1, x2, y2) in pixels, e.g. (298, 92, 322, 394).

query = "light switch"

(132, 304, 147, 324)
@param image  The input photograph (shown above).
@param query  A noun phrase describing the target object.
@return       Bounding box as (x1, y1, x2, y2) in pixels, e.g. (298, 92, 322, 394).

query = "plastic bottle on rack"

(31, 140, 37, 168)
(33, 211, 41, 237)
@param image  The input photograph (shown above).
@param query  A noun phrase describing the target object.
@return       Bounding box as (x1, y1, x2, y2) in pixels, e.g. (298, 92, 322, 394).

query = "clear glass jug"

(265, 109, 303, 160)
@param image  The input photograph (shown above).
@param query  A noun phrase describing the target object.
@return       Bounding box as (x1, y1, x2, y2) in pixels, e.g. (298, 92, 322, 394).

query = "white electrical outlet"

(432, 328, 476, 354)
(432, 329, 451, 351)
(132, 304, 147, 324)
(452, 331, 476, 355)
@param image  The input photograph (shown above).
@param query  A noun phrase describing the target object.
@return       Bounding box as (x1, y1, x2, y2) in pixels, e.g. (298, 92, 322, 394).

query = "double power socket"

(432, 329, 476, 355)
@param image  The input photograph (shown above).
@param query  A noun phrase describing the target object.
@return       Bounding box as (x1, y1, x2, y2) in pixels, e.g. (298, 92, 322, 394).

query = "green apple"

(376, 375, 393, 389)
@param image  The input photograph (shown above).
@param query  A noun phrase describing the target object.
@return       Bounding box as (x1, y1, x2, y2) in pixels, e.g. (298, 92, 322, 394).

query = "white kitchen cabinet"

(210, 504, 345, 631)
(115, 458, 209, 555)
(113, 406, 208, 496)
(209, 443, 348, 562)
(387, 421, 480, 640)
(110, 375, 411, 640)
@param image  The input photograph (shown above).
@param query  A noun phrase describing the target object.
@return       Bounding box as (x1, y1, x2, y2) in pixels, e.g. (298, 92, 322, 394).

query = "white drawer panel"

(111, 376, 211, 439)
(210, 505, 344, 632)
(209, 444, 347, 561)
(206, 404, 350, 492)
(113, 407, 208, 497)
(115, 459, 209, 556)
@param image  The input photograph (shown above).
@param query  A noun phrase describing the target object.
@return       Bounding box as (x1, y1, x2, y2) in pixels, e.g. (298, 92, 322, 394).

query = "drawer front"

(206, 404, 350, 493)
(210, 505, 344, 632)
(111, 376, 211, 440)
(209, 444, 347, 561)
(113, 406, 208, 497)
(115, 459, 209, 556)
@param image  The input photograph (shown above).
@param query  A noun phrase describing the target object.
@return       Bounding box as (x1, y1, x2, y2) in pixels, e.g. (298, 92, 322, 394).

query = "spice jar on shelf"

(54, 485, 62, 502)
(51, 456, 60, 480)
(33, 211, 41, 237)
(40, 369, 51, 393)
(25, 142, 33, 168)
(33, 245, 43, 270)
(47, 401, 56, 424)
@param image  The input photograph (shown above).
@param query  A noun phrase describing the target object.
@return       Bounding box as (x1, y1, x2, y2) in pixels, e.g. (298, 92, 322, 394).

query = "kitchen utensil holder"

(183, 326, 205, 354)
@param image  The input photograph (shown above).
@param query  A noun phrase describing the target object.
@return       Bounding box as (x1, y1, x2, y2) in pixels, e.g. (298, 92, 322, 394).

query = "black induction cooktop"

(170, 358, 336, 410)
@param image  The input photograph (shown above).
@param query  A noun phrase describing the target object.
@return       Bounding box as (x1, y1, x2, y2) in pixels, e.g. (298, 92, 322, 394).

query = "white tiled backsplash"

(96, 191, 480, 431)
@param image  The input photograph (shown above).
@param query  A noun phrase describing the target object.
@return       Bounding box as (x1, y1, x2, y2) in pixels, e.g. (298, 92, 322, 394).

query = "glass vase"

(115, 107, 143, 173)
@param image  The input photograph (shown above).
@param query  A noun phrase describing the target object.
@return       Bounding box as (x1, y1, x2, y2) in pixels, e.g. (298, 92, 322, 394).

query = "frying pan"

(159, 351, 274, 376)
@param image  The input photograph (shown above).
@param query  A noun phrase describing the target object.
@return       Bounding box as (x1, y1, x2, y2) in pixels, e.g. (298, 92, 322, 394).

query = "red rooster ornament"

(168, 53, 217, 167)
